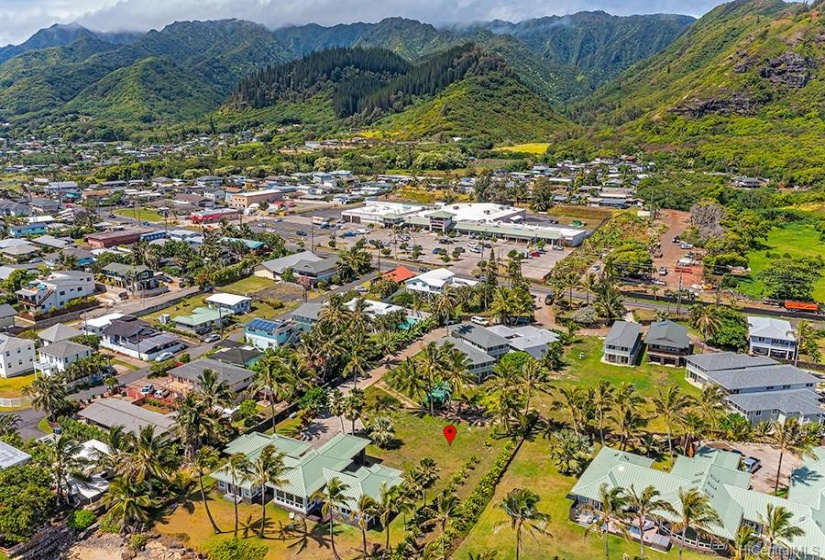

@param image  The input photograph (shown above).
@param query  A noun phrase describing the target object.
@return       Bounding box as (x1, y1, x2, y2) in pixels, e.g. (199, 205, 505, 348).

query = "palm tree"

(226, 453, 251, 538)
(423, 493, 461, 560)
(592, 380, 614, 445)
(249, 353, 287, 422)
(672, 488, 722, 560)
(128, 425, 176, 484)
(518, 359, 551, 416)
(368, 416, 396, 449)
(23, 374, 70, 423)
(245, 444, 290, 538)
(311, 476, 352, 560)
(699, 384, 727, 434)
(377, 482, 409, 554)
(758, 504, 804, 559)
(353, 494, 379, 559)
(690, 305, 721, 350)
(44, 434, 88, 505)
(103, 476, 156, 534)
(731, 524, 759, 560)
(548, 429, 591, 476)
(193, 447, 222, 534)
(583, 484, 629, 560)
(348, 297, 374, 335)
(593, 284, 625, 322)
(795, 320, 817, 365)
(767, 417, 818, 494)
(434, 285, 459, 325)
(344, 389, 366, 434)
(581, 272, 599, 305)
(677, 411, 706, 457)
(344, 338, 372, 388)
(625, 484, 676, 560)
(653, 386, 692, 458)
(197, 368, 234, 412)
(0, 413, 20, 437)
(497, 488, 552, 560)
(328, 389, 346, 433)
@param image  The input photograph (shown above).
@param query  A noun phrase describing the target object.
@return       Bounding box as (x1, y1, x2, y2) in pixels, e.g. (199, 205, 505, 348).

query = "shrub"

(67, 509, 96, 531)
(130, 534, 148, 550)
(209, 539, 267, 560)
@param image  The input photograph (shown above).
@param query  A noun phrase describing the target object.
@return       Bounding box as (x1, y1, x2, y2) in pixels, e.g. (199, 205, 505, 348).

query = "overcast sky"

(0, 0, 729, 46)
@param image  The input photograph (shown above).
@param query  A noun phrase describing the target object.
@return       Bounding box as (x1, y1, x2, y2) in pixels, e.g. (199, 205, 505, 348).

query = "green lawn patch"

(38, 417, 52, 434)
(738, 222, 825, 302)
(219, 276, 274, 296)
(113, 208, 165, 223)
(0, 373, 35, 398)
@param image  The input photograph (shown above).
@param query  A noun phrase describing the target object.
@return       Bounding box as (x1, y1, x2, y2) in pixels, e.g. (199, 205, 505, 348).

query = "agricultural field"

(737, 222, 825, 302)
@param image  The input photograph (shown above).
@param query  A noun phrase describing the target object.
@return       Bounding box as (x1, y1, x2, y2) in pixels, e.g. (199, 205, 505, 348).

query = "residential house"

(78, 398, 175, 437)
(570, 445, 825, 559)
(244, 318, 299, 350)
(0, 440, 31, 468)
(86, 228, 157, 249)
(448, 323, 511, 361)
(100, 317, 185, 361)
(31, 235, 70, 251)
(16, 271, 95, 315)
(487, 325, 560, 359)
(172, 306, 234, 335)
(210, 345, 263, 369)
(8, 223, 47, 238)
(292, 302, 324, 332)
(603, 321, 643, 365)
(0, 242, 40, 262)
(0, 335, 35, 378)
(29, 198, 59, 214)
(38, 323, 83, 346)
(205, 293, 252, 314)
(168, 357, 254, 395)
(255, 251, 337, 284)
(0, 304, 16, 330)
(382, 265, 417, 283)
(644, 320, 692, 366)
(81, 313, 124, 336)
(43, 247, 95, 269)
(212, 432, 403, 523)
(102, 263, 157, 292)
(0, 200, 31, 217)
(685, 353, 822, 424)
(404, 268, 478, 297)
(195, 176, 223, 188)
(748, 316, 797, 360)
(436, 337, 496, 380)
(35, 340, 92, 376)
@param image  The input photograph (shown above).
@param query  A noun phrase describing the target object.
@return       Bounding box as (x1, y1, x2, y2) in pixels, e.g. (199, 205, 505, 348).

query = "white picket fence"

(0, 397, 31, 408)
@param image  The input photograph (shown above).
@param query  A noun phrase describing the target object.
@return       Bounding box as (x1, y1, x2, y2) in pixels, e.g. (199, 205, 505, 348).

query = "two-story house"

(244, 318, 299, 351)
(748, 316, 797, 360)
(0, 335, 35, 378)
(102, 263, 158, 292)
(205, 293, 252, 315)
(35, 340, 92, 376)
(603, 321, 643, 365)
(16, 271, 95, 315)
(404, 268, 478, 297)
(644, 320, 693, 366)
(168, 358, 254, 397)
(101, 317, 184, 361)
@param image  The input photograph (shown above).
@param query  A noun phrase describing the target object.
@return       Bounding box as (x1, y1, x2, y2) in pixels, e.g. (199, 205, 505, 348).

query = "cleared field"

(113, 208, 165, 222)
(737, 222, 825, 302)
(495, 143, 550, 155)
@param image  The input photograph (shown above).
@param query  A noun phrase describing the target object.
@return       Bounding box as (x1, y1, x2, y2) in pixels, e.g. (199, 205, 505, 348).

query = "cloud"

(0, 0, 723, 45)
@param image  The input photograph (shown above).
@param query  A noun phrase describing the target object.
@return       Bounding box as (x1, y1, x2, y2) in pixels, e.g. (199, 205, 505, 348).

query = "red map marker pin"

(443, 424, 457, 446)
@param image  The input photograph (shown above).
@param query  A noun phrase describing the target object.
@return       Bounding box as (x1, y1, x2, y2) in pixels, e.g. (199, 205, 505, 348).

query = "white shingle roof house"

(747, 316, 796, 360)
(404, 268, 478, 296)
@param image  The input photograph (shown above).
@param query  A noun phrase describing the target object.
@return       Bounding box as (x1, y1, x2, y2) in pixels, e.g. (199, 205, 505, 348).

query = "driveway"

(707, 441, 803, 494)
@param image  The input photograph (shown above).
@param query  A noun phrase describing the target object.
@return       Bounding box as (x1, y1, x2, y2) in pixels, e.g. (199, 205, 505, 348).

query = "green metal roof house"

(570, 446, 825, 558)
(171, 306, 234, 335)
(213, 432, 403, 523)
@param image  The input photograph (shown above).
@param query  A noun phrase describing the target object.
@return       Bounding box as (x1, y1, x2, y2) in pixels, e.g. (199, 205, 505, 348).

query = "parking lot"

(252, 213, 572, 281)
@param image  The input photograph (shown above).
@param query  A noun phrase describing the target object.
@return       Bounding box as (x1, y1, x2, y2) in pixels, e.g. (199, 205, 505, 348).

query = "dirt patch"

(653, 210, 705, 291)
(250, 282, 305, 304)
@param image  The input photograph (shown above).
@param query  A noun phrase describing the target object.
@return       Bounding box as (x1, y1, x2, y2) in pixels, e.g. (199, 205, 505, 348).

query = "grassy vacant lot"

(495, 143, 550, 155)
(546, 205, 615, 224)
(738, 222, 825, 301)
(220, 276, 274, 295)
(113, 208, 165, 223)
(0, 373, 35, 398)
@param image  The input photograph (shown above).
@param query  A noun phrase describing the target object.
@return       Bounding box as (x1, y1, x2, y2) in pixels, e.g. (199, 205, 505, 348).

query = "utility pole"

(676, 268, 684, 317)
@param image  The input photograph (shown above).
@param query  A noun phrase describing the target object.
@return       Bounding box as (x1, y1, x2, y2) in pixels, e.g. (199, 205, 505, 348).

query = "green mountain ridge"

(0, 14, 694, 136)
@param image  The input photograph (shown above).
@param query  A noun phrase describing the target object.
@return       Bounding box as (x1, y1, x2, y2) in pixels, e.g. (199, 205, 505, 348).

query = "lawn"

(113, 208, 165, 223)
(495, 143, 550, 155)
(220, 276, 275, 296)
(157, 490, 372, 560)
(738, 222, 825, 302)
(0, 373, 35, 398)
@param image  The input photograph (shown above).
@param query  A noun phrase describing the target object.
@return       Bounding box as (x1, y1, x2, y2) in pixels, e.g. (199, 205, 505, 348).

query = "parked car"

(354, 286, 368, 293)
(658, 266, 668, 276)
(202, 333, 221, 343)
(153, 388, 170, 399)
(296, 230, 307, 237)
(551, 245, 564, 251)
(140, 384, 155, 396)
(470, 316, 490, 326)
(544, 292, 554, 305)
(154, 351, 175, 362)
(743, 456, 761, 473)
(672, 236, 681, 243)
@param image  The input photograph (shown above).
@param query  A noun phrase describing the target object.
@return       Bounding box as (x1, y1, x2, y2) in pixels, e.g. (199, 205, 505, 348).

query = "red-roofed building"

(383, 265, 417, 283)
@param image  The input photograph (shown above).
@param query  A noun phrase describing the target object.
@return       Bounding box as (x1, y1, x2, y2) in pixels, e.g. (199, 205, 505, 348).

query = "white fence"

(0, 396, 31, 408)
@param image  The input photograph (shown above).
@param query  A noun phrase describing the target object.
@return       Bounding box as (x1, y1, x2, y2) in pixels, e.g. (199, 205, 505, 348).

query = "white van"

(470, 316, 490, 326)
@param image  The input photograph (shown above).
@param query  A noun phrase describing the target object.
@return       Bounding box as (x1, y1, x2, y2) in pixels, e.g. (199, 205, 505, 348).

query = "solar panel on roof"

(247, 318, 278, 331)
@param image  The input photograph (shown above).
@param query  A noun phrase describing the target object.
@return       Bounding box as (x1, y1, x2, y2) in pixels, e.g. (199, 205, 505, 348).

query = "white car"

(154, 351, 175, 362)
